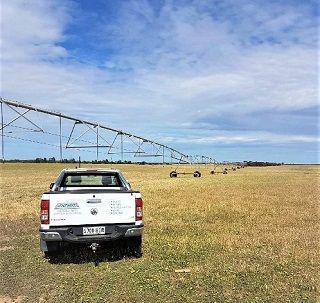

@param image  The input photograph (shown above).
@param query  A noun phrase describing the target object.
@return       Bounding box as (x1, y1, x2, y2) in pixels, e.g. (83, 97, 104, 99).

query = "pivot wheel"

(193, 171, 201, 177)
(170, 171, 178, 178)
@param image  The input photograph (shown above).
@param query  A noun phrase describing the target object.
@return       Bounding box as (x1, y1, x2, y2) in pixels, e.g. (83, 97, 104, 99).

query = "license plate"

(83, 226, 105, 235)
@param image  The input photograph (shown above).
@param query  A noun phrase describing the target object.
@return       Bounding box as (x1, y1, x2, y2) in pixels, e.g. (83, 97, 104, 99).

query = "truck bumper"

(39, 224, 143, 244)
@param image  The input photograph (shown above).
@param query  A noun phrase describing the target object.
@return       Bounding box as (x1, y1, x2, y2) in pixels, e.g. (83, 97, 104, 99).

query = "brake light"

(40, 199, 50, 224)
(135, 198, 143, 221)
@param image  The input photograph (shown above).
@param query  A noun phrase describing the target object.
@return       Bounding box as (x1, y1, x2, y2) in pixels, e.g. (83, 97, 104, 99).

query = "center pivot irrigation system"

(0, 98, 244, 177)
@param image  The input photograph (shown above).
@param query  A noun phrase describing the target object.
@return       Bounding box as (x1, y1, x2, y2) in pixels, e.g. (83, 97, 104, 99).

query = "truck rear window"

(61, 173, 123, 187)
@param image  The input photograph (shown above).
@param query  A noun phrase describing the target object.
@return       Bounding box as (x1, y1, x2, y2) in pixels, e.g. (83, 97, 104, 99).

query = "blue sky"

(1, 0, 319, 163)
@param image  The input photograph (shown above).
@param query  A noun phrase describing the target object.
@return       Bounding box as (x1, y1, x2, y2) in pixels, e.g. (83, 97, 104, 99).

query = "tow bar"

(90, 243, 100, 266)
(90, 242, 100, 253)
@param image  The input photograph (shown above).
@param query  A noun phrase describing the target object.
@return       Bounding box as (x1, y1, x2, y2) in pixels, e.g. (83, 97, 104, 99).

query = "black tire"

(41, 240, 62, 259)
(193, 171, 201, 177)
(170, 171, 177, 178)
(210, 170, 215, 175)
(44, 251, 59, 259)
(127, 236, 142, 258)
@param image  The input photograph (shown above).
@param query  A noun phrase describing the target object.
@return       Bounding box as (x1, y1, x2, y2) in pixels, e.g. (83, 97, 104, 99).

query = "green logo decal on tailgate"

(54, 202, 80, 209)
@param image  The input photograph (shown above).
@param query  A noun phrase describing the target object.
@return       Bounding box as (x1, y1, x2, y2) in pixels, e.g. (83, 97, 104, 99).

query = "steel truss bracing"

(0, 97, 215, 164)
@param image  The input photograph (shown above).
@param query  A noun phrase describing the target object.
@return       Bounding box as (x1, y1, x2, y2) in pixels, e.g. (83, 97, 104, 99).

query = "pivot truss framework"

(0, 98, 214, 164)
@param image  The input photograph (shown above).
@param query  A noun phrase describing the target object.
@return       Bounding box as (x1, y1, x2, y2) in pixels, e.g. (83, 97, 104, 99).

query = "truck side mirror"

(49, 183, 54, 190)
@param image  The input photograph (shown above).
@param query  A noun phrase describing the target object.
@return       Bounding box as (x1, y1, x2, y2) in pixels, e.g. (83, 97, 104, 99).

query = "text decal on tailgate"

(54, 202, 81, 215)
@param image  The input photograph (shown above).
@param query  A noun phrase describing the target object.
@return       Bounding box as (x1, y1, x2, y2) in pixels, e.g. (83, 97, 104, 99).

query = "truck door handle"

(86, 199, 102, 204)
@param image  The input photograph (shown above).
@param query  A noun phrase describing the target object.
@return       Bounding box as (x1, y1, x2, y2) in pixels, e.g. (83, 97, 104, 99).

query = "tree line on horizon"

(2, 157, 285, 166)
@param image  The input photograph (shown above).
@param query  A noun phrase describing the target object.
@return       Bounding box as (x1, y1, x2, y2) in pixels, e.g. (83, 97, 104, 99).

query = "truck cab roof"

(62, 168, 121, 173)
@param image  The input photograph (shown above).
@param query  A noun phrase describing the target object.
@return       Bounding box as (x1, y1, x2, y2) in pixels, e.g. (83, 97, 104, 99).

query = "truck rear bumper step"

(124, 227, 143, 237)
(40, 232, 63, 241)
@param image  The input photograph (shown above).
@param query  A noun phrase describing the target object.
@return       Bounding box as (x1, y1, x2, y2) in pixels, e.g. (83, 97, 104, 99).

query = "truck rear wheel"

(41, 240, 62, 259)
(127, 236, 142, 258)
(44, 251, 59, 259)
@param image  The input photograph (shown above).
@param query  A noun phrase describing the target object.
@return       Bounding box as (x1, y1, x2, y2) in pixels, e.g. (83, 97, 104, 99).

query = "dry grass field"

(0, 163, 319, 303)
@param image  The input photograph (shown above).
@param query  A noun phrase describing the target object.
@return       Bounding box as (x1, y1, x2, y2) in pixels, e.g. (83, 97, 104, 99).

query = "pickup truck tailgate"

(49, 192, 136, 226)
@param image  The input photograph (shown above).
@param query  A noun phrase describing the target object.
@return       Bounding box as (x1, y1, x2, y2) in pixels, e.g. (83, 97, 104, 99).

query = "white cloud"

(98, 0, 317, 120)
(1, 0, 71, 61)
(162, 133, 320, 145)
(0, 0, 318, 156)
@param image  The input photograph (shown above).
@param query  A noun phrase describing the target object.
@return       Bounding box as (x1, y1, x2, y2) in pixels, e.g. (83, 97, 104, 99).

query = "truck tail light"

(40, 199, 50, 224)
(135, 198, 143, 221)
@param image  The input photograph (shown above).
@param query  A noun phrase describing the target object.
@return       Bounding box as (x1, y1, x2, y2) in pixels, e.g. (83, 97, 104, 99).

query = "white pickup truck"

(39, 168, 143, 258)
